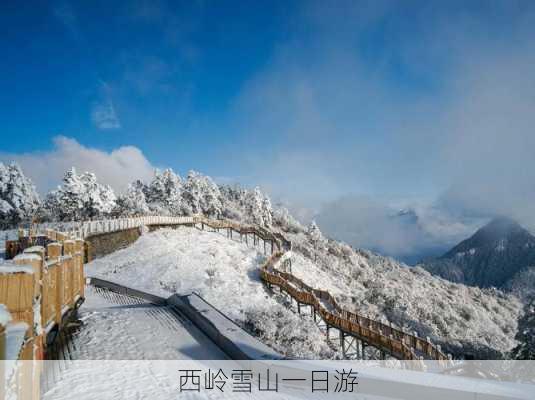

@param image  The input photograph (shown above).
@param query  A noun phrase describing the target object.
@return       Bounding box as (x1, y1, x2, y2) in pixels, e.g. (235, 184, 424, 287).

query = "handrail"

(260, 252, 448, 361)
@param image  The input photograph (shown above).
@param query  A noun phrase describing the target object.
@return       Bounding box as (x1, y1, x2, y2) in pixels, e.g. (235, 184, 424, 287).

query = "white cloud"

(92, 82, 121, 130)
(0, 136, 155, 194)
(91, 100, 121, 130)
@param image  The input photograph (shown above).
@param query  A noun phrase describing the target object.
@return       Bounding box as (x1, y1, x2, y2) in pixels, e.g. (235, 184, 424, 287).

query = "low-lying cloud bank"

(0, 136, 155, 194)
(315, 196, 483, 264)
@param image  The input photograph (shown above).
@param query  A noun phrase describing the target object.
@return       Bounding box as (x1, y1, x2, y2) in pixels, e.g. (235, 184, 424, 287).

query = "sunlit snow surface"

(86, 227, 337, 359)
(68, 285, 228, 360)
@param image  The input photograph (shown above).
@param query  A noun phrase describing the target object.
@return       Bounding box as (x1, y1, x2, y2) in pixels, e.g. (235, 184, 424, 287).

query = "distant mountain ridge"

(420, 216, 535, 289)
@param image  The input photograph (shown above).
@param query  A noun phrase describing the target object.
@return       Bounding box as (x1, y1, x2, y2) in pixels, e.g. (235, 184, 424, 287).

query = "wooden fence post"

(63, 241, 75, 309)
(75, 239, 85, 299)
(47, 243, 63, 324)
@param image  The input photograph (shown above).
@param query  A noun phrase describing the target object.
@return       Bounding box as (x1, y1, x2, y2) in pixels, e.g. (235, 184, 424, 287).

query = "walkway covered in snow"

(42, 284, 229, 394)
(49, 284, 229, 360)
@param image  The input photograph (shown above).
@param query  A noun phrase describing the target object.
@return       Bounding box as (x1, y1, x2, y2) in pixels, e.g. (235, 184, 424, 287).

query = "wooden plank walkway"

(42, 284, 229, 394)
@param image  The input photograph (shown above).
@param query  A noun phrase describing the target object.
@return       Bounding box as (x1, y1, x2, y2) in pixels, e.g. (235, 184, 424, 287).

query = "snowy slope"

(86, 227, 338, 359)
(285, 229, 522, 358)
(86, 225, 521, 359)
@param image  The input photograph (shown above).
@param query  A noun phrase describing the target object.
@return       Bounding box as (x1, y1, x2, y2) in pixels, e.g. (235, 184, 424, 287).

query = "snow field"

(87, 227, 339, 359)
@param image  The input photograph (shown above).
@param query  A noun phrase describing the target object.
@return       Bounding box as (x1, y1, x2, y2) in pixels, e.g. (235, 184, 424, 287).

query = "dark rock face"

(421, 217, 535, 289)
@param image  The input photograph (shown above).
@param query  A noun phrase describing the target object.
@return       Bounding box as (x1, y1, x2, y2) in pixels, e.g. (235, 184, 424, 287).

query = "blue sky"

(2, 1, 535, 260)
(1, 0, 296, 173)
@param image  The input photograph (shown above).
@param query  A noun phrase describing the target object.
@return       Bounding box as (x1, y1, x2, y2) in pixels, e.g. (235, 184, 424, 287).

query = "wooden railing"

(260, 252, 448, 361)
(0, 232, 85, 361)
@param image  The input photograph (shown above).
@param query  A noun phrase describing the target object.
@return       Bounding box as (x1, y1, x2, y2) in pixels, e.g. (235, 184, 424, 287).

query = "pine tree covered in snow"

(307, 220, 325, 247)
(506, 267, 535, 303)
(144, 169, 182, 215)
(114, 180, 150, 216)
(219, 184, 273, 227)
(0, 162, 40, 227)
(511, 297, 535, 360)
(261, 192, 273, 226)
(245, 187, 273, 227)
(46, 168, 116, 221)
(181, 170, 222, 217)
(219, 184, 249, 220)
(219, 185, 248, 205)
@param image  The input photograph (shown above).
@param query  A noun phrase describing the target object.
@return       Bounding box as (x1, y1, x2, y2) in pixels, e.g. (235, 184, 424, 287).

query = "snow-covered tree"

(0, 162, 41, 227)
(145, 169, 182, 215)
(307, 220, 325, 244)
(245, 187, 273, 227)
(219, 184, 274, 226)
(511, 298, 535, 360)
(307, 220, 326, 260)
(261, 193, 273, 226)
(273, 206, 303, 233)
(220, 184, 248, 205)
(245, 187, 264, 225)
(507, 267, 535, 303)
(219, 184, 249, 220)
(46, 167, 116, 221)
(181, 170, 222, 217)
(114, 180, 150, 216)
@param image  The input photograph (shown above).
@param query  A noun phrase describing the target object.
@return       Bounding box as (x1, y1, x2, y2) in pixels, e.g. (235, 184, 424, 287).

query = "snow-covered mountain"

(420, 217, 535, 295)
